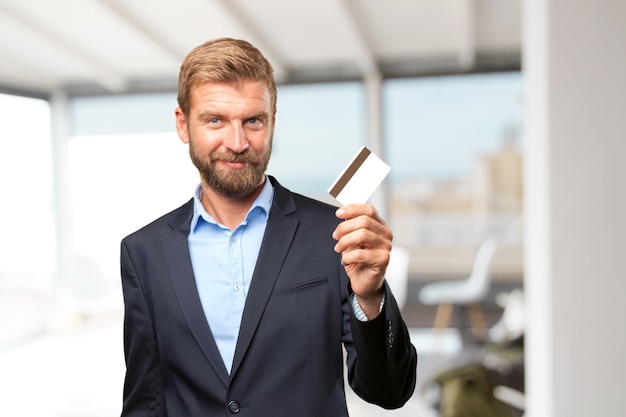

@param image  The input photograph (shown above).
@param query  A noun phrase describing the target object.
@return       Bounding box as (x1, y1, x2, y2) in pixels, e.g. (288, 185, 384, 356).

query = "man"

(121, 37, 417, 416)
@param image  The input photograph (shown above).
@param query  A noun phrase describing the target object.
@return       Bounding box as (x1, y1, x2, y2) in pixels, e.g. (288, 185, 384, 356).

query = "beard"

(189, 138, 272, 199)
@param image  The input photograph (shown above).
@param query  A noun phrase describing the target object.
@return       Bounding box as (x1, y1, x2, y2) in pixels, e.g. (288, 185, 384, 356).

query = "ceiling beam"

(0, 1, 128, 93)
(334, 0, 380, 78)
(211, 0, 288, 82)
(458, 0, 477, 69)
(96, 0, 187, 65)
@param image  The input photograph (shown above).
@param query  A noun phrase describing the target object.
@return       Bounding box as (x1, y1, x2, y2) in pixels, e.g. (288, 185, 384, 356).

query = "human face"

(176, 80, 275, 199)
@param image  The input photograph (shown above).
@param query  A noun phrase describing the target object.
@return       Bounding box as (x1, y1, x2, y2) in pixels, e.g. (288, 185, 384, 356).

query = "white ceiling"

(0, 0, 521, 97)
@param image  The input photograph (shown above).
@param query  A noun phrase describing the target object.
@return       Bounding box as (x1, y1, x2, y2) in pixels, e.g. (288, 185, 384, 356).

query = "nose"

(225, 122, 249, 153)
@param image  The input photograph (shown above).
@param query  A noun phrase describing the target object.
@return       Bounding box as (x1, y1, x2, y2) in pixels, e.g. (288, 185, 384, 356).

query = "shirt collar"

(190, 176, 274, 233)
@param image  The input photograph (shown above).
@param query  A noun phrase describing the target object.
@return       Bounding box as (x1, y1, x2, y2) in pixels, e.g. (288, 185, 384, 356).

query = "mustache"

(210, 150, 258, 164)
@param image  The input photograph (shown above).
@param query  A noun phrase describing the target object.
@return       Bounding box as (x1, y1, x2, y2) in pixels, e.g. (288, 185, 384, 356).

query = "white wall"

(524, 1, 626, 416)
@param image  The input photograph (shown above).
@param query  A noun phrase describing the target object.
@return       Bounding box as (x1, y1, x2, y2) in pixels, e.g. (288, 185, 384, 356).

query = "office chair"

(418, 239, 499, 337)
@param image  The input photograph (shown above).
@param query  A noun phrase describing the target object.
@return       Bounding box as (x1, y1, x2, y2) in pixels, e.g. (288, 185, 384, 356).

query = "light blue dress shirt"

(188, 178, 274, 373)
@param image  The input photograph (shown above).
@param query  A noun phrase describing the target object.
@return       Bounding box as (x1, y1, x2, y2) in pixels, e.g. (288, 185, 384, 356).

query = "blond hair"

(177, 38, 276, 116)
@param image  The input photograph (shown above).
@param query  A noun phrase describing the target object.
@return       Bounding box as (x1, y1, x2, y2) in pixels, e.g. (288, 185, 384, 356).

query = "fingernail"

(336, 208, 344, 218)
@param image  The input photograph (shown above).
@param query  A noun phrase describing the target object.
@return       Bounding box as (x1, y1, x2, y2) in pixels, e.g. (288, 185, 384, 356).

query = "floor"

(0, 293, 520, 417)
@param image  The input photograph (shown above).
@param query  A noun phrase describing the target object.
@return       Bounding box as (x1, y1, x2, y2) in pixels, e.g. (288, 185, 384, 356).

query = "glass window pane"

(269, 82, 364, 202)
(385, 72, 523, 182)
(384, 72, 524, 286)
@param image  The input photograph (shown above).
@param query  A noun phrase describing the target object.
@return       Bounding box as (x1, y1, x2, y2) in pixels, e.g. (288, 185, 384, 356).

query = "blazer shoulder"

(122, 199, 194, 244)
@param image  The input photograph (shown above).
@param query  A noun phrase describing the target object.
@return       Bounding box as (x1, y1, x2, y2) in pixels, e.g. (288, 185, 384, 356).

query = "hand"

(332, 203, 393, 319)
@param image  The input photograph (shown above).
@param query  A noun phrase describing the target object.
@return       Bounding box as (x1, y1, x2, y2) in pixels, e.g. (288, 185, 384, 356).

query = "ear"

(270, 108, 277, 132)
(175, 108, 190, 144)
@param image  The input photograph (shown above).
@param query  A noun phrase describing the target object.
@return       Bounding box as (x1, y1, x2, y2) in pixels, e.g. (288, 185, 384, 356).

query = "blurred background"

(0, 1, 624, 416)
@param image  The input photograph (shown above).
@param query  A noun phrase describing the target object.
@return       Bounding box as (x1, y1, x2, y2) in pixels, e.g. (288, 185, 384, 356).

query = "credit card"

(328, 146, 390, 205)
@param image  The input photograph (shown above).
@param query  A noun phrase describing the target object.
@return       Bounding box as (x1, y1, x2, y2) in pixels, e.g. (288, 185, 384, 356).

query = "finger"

(336, 203, 385, 224)
(334, 227, 391, 254)
(333, 215, 393, 246)
(340, 246, 390, 270)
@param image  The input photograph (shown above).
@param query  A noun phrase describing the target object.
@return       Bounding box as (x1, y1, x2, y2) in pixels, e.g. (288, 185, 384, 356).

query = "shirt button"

(228, 400, 240, 413)
(231, 236, 239, 244)
(233, 283, 241, 292)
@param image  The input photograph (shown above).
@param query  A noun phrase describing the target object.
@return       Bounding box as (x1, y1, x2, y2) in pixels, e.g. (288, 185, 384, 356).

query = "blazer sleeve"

(344, 280, 418, 409)
(120, 239, 166, 417)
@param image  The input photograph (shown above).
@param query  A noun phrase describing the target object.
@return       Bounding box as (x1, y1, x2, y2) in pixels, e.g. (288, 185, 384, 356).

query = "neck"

(199, 178, 265, 230)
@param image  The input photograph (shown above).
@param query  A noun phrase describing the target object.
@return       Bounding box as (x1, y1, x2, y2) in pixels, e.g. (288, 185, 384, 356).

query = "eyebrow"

(195, 109, 270, 122)
(246, 112, 270, 121)
(198, 105, 270, 120)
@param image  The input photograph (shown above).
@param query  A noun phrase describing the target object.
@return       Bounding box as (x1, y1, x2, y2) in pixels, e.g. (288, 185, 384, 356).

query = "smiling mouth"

(222, 160, 248, 169)
(210, 149, 258, 170)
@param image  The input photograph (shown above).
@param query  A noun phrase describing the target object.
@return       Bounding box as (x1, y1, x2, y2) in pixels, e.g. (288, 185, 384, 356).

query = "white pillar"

(524, 1, 626, 416)
(50, 90, 73, 283)
(364, 71, 389, 220)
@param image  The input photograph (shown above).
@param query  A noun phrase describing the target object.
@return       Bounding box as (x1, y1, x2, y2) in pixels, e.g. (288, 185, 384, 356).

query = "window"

(385, 72, 524, 246)
(384, 72, 524, 283)
(268, 82, 364, 202)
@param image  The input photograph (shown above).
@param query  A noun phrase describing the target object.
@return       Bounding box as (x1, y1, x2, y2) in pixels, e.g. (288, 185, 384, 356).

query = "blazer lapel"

(163, 201, 230, 387)
(230, 179, 298, 378)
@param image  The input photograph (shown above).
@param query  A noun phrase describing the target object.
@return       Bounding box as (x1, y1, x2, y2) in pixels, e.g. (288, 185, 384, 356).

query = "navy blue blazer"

(120, 176, 417, 416)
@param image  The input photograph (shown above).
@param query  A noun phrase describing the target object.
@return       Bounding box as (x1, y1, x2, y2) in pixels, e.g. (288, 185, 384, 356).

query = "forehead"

(189, 80, 272, 114)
